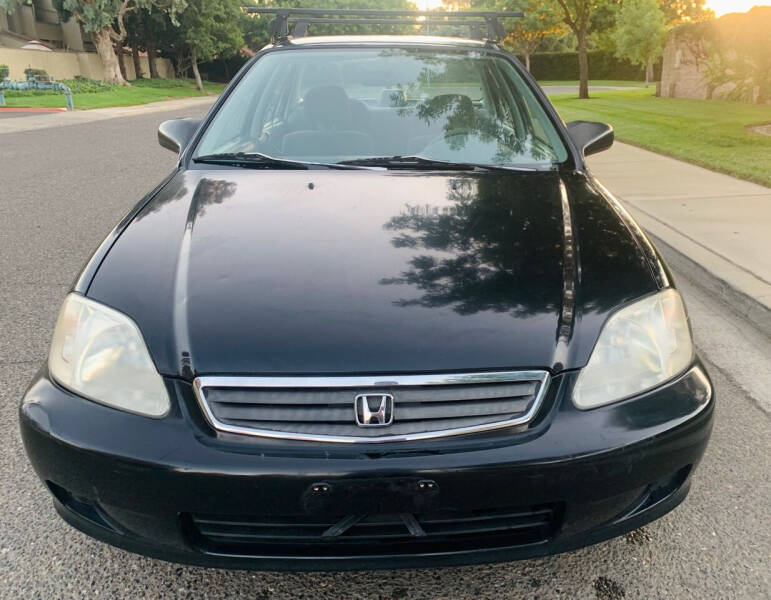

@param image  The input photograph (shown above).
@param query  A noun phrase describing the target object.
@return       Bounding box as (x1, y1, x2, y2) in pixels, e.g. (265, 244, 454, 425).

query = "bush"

(0, 64, 9, 80)
(66, 76, 117, 93)
(132, 77, 223, 93)
(519, 50, 662, 82)
(131, 78, 191, 89)
(24, 68, 50, 80)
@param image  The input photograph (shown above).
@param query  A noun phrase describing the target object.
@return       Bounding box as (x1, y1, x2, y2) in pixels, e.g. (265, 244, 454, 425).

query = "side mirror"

(158, 118, 201, 155)
(566, 121, 614, 157)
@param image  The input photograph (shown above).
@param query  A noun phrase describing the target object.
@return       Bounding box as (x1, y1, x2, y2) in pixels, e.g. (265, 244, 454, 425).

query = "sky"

(706, 1, 762, 15)
(413, 0, 763, 17)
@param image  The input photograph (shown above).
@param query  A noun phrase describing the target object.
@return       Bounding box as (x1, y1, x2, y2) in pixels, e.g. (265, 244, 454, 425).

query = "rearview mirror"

(566, 121, 614, 157)
(158, 118, 201, 155)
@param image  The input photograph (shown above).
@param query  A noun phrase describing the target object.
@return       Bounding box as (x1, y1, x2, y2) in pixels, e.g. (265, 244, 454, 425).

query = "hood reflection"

(380, 175, 564, 317)
(137, 177, 236, 222)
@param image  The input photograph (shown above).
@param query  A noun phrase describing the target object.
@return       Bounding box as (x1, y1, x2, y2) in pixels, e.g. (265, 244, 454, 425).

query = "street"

(0, 106, 769, 599)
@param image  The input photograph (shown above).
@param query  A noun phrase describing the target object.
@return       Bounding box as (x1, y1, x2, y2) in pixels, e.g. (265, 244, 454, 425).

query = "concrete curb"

(588, 142, 771, 338)
(623, 200, 771, 334)
(650, 232, 771, 339)
(0, 107, 68, 113)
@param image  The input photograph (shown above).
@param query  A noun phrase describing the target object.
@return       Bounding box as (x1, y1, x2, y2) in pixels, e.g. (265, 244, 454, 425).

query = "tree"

(20, 0, 184, 85)
(614, 0, 668, 85)
(241, 0, 424, 49)
(0, 0, 183, 83)
(704, 6, 771, 104)
(124, 9, 147, 78)
(506, 2, 566, 72)
(124, 6, 181, 78)
(51, 0, 186, 85)
(469, 0, 565, 72)
(180, 0, 244, 92)
(659, 0, 714, 25)
(552, 0, 619, 99)
(240, 2, 271, 52)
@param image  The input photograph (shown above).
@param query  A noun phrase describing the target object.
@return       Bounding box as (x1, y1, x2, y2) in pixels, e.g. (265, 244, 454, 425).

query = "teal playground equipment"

(0, 67, 73, 110)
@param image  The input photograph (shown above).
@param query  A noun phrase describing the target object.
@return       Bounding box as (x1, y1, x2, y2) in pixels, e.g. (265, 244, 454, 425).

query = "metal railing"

(0, 68, 73, 111)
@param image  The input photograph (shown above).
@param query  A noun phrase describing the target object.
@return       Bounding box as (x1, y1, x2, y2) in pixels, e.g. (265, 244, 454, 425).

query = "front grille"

(186, 504, 560, 557)
(193, 371, 550, 443)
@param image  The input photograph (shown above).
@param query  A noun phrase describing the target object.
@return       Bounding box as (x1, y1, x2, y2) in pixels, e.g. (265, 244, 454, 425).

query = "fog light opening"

(46, 481, 124, 534)
(615, 465, 692, 523)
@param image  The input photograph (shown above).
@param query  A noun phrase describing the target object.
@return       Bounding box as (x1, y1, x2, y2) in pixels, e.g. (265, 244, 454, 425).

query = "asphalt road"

(1, 107, 769, 600)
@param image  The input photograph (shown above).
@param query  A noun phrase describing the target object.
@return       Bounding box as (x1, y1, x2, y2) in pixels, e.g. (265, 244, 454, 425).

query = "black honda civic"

(19, 11, 713, 571)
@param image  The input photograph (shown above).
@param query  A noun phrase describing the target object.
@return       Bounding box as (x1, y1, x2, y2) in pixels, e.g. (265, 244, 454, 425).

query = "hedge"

(518, 51, 662, 82)
(188, 50, 661, 85)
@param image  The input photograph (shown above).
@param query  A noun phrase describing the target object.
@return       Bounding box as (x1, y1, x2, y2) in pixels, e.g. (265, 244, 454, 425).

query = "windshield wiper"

(337, 155, 537, 172)
(193, 152, 364, 170)
(194, 152, 541, 172)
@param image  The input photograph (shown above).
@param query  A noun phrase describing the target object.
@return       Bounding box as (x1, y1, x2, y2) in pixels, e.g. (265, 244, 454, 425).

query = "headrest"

(302, 86, 351, 129)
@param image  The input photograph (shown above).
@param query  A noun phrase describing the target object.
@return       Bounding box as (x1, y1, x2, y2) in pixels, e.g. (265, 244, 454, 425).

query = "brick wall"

(660, 37, 708, 99)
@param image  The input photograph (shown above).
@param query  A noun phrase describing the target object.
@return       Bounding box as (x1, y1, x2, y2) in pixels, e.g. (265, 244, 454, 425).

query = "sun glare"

(704, 1, 762, 15)
(413, 0, 763, 17)
(413, 0, 446, 10)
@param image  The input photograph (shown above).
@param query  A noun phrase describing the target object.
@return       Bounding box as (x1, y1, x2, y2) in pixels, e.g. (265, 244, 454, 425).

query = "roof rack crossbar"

(289, 18, 490, 40)
(245, 8, 523, 44)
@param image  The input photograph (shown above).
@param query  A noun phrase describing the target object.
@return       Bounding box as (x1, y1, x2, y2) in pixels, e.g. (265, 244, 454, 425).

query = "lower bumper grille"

(186, 504, 561, 557)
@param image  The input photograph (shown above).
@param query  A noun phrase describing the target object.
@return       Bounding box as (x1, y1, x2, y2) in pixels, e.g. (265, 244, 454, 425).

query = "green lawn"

(2, 78, 224, 110)
(538, 80, 647, 88)
(550, 88, 771, 187)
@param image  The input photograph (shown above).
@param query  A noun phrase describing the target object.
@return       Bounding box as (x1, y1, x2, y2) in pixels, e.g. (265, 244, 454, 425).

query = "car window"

(194, 48, 568, 167)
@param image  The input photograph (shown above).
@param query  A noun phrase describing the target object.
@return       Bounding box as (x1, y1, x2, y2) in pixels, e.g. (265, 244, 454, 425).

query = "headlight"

(48, 294, 170, 417)
(572, 289, 693, 410)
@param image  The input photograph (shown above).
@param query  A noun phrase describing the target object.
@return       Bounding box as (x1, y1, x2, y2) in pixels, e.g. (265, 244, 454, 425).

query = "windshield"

(194, 47, 568, 168)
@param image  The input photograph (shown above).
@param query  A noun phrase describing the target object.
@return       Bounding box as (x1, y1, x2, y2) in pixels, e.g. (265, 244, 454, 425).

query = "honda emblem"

(355, 394, 394, 427)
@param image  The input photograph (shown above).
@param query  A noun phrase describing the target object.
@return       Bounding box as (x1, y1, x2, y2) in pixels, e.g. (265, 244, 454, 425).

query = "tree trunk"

(525, 52, 531, 73)
(147, 41, 160, 79)
(191, 49, 204, 93)
(645, 59, 654, 87)
(577, 35, 589, 99)
(93, 28, 128, 85)
(173, 52, 187, 78)
(132, 46, 144, 79)
(756, 85, 766, 105)
(115, 44, 127, 81)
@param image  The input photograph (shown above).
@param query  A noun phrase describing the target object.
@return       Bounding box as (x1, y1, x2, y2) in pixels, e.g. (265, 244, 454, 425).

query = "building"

(0, 1, 174, 81)
(1, 0, 89, 51)
(660, 6, 770, 102)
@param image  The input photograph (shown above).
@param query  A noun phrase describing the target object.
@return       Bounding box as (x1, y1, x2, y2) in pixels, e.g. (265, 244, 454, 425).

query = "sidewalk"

(0, 96, 215, 135)
(589, 142, 771, 329)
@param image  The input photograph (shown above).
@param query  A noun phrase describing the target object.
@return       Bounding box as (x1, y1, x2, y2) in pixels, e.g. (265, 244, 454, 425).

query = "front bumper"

(20, 363, 713, 571)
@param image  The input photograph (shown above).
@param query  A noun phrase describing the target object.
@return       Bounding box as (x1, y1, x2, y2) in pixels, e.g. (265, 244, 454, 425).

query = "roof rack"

(244, 8, 524, 45)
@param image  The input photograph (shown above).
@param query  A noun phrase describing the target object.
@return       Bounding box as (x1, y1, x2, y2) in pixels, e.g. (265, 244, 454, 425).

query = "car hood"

(86, 169, 660, 377)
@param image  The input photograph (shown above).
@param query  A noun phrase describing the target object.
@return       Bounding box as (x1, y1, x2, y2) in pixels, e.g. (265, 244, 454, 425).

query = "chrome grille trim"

(193, 370, 550, 444)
